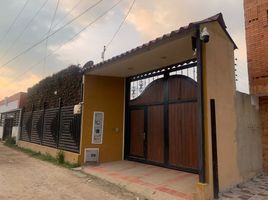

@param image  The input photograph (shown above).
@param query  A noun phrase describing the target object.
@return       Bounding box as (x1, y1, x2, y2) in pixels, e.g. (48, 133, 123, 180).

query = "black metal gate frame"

(19, 100, 81, 153)
(124, 25, 206, 183)
(124, 27, 206, 183)
(124, 58, 200, 174)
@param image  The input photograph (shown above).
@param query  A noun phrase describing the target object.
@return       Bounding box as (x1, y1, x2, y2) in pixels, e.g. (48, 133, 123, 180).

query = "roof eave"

(84, 13, 237, 73)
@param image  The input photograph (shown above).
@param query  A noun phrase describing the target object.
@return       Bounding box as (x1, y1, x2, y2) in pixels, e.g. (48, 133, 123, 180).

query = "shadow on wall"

(235, 91, 262, 180)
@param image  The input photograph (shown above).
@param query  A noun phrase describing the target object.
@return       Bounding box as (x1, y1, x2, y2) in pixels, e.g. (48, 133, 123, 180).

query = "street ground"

(1, 142, 268, 200)
(220, 174, 268, 200)
(0, 143, 143, 200)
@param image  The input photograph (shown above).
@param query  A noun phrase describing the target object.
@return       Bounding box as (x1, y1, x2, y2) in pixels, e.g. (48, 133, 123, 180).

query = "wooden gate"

(3, 118, 13, 140)
(126, 60, 198, 173)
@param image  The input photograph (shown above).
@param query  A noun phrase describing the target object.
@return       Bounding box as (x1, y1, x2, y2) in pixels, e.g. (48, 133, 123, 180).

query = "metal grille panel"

(20, 111, 32, 141)
(30, 110, 43, 144)
(19, 105, 81, 153)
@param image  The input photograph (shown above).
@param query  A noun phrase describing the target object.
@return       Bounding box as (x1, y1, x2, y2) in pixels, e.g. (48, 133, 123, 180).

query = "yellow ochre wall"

(79, 75, 125, 164)
(202, 21, 241, 197)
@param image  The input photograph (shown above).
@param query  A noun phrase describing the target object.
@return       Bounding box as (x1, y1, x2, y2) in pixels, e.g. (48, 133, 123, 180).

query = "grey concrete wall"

(11, 126, 19, 142)
(0, 126, 3, 140)
(235, 91, 262, 180)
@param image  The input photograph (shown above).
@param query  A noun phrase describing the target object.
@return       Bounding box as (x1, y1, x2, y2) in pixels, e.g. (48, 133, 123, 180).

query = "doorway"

(3, 118, 13, 140)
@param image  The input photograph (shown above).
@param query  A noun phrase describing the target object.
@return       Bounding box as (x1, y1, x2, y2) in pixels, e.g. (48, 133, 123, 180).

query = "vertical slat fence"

(20, 102, 81, 153)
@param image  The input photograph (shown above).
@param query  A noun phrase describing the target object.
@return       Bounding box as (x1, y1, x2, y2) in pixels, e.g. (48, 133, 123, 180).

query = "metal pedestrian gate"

(20, 105, 81, 153)
(125, 60, 199, 173)
(3, 118, 13, 140)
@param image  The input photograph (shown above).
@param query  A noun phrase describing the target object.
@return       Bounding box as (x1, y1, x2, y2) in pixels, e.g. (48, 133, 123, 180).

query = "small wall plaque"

(92, 112, 104, 144)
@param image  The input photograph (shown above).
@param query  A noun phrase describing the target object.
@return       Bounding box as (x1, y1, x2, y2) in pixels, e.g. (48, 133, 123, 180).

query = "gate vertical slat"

(76, 114, 81, 150)
(42, 108, 58, 148)
(29, 104, 35, 142)
(19, 107, 25, 140)
(56, 98, 62, 148)
(40, 103, 46, 145)
(30, 110, 43, 144)
(20, 111, 32, 141)
(163, 71, 169, 166)
(58, 106, 81, 153)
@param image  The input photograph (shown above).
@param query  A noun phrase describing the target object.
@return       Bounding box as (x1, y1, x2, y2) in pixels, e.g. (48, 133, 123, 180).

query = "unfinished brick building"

(244, 0, 268, 170)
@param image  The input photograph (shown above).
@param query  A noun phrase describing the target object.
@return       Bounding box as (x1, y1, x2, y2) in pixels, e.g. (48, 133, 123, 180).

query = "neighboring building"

(244, 0, 268, 170)
(0, 92, 27, 141)
(244, 0, 268, 94)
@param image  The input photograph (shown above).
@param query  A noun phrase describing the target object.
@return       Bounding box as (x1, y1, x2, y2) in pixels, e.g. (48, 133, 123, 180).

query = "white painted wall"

(0, 126, 3, 140)
(12, 126, 19, 142)
(0, 100, 19, 113)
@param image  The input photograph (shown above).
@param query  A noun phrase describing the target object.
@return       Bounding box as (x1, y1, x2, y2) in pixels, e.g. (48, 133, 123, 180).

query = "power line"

(0, 0, 31, 45)
(106, 0, 136, 49)
(4, 0, 124, 87)
(0, 0, 105, 70)
(0, 0, 49, 62)
(43, 0, 60, 78)
(26, 0, 84, 54)
(102, 0, 135, 60)
(52, 0, 83, 30)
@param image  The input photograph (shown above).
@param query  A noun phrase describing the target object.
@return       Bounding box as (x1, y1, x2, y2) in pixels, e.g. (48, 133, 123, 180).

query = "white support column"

(0, 126, 3, 140)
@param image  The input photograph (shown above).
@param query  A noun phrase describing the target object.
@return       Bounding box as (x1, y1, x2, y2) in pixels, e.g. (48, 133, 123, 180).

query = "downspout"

(17, 108, 23, 143)
(78, 74, 85, 163)
(196, 25, 206, 183)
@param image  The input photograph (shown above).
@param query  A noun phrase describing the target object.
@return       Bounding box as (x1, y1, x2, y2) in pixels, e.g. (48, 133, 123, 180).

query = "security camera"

(200, 27, 210, 43)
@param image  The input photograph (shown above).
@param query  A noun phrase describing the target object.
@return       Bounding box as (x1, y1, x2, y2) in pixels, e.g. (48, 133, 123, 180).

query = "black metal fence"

(20, 104, 81, 153)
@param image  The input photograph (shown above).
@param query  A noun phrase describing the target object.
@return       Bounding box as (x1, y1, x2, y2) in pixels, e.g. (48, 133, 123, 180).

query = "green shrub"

(5, 144, 79, 168)
(5, 137, 16, 146)
(56, 150, 65, 164)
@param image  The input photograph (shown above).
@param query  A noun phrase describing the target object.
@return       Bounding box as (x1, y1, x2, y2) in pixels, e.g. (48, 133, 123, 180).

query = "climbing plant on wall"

(25, 65, 83, 111)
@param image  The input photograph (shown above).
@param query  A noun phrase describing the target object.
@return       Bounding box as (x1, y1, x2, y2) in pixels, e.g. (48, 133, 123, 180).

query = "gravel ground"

(219, 174, 268, 200)
(0, 143, 143, 200)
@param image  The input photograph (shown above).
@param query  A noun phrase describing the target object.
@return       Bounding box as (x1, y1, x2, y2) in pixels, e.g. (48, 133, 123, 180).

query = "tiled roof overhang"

(84, 13, 237, 74)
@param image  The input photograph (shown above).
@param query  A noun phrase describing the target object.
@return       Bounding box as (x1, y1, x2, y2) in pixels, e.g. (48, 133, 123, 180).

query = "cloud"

(0, 0, 249, 98)
(126, 0, 248, 92)
(0, 72, 41, 99)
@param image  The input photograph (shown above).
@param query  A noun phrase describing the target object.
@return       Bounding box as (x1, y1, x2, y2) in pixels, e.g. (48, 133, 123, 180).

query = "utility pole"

(101, 46, 106, 61)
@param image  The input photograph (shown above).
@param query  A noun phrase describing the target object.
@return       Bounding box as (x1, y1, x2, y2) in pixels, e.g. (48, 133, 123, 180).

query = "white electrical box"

(85, 148, 99, 163)
(73, 104, 82, 114)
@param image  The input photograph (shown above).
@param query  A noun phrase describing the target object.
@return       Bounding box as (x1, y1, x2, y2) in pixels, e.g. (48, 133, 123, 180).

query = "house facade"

(13, 13, 264, 199)
(79, 13, 262, 199)
(244, 0, 268, 170)
(0, 92, 27, 141)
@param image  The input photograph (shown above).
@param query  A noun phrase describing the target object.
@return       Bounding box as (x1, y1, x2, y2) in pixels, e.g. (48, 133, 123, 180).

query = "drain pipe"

(196, 25, 206, 183)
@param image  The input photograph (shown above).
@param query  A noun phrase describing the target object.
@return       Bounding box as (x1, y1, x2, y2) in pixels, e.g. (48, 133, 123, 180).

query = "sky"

(0, 0, 249, 100)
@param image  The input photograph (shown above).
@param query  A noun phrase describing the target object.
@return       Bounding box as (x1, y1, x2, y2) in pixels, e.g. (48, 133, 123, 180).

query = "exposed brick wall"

(259, 96, 268, 170)
(244, 0, 268, 94)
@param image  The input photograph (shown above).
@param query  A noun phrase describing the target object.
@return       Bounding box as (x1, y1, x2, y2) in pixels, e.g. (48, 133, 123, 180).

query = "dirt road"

(0, 143, 139, 200)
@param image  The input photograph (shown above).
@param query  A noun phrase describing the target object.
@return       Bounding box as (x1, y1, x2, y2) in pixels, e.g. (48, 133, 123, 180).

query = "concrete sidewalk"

(82, 160, 198, 200)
